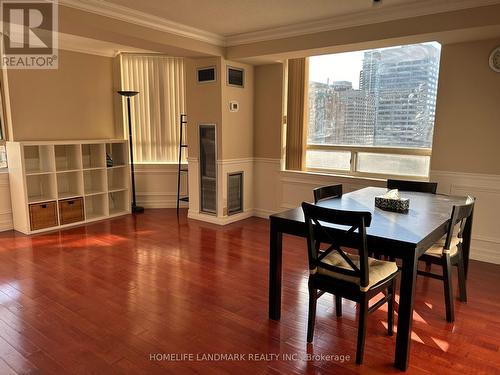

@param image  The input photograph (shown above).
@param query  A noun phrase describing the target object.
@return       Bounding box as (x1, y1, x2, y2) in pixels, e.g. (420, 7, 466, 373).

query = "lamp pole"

(117, 90, 144, 214)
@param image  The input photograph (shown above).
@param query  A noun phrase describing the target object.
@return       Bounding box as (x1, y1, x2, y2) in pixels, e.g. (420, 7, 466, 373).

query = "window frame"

(306, 143, 432, 181)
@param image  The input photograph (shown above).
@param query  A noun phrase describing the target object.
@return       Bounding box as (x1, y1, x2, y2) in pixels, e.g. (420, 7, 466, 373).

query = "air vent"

(197, 66, 216, 83)
(227, 66, 244, 87)
(227, 172, 243, 215)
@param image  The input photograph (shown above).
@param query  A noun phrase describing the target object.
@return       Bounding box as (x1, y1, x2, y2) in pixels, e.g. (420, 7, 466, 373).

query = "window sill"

(282, 168, 385, 183)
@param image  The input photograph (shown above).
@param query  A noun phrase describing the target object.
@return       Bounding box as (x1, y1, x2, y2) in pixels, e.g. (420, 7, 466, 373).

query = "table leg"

(395, 250, 418, 371)
(269, 219, 283, 320)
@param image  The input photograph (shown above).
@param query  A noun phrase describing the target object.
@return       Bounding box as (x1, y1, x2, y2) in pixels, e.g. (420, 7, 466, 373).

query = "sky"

(309, 50, 365, 89)
(308, 42, 441, 90)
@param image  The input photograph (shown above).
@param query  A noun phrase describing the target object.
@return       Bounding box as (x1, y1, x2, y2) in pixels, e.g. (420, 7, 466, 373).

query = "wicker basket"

(58, 197, 84, 225)
(29, 201, 58, 230)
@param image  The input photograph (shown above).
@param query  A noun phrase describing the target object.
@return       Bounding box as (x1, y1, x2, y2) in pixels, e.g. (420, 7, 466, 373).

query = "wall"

(7, 50, 116, 141)
(254, 63, 284, 159)
(221, 61, 254, 159)
(252, 39, 500, 264)
(431, 38, 500, 174)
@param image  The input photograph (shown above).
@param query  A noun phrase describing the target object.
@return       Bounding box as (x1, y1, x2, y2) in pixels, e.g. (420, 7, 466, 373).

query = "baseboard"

(252, 208, 276, 219)
(188, 209, 254, 225)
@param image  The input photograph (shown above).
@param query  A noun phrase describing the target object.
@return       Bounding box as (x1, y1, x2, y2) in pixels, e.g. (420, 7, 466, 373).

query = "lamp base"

(132, 204, 144, 214)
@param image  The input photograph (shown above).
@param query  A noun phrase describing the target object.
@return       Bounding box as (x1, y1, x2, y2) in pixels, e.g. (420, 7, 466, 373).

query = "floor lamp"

(117, 90, 144, 214)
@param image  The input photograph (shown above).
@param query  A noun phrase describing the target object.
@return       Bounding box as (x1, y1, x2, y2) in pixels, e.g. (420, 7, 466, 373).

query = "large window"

(307, 42, 441, 178)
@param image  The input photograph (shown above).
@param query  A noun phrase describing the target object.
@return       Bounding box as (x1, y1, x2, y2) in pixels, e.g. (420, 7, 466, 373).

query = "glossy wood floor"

(0, 209, 499, 374)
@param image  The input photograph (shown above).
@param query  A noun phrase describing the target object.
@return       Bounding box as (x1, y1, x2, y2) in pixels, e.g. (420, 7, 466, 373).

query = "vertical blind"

(120, 54, 186, 163)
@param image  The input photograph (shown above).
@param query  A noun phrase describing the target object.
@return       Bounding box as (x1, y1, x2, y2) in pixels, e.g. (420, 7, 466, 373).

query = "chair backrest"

(444, 196, 475, 250)
(302, 202, 372, 290)
(313, 184, 343, 204)
(387, 179, 438, 194)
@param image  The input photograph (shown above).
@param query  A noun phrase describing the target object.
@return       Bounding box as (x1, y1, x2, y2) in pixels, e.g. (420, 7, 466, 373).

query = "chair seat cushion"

(317, 252, 398, 290)
(425, 235, 461, 257)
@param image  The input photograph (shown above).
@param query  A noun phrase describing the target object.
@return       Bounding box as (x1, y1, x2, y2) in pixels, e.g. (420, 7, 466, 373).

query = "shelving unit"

(7, 140, 130, 234)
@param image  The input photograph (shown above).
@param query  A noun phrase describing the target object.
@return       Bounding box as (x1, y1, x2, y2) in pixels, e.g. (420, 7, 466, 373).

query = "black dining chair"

(417, 198, 474, 322)
(386, 179, 438, 267)
(387, 179, 438, 194)
(302, 202, 399, 364)
(313, 184, 343, 204)
(313, 184, 344, 316)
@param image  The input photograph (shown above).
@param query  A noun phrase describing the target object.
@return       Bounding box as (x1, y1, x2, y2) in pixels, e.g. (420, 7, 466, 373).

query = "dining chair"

(313, 184, 343, 204)
(417, 198, 475, 322)
(302, 202, 399, 364)
(386, 179, 438, 267)
(387, 179, 438, 194)
(313, 184, 344, 316)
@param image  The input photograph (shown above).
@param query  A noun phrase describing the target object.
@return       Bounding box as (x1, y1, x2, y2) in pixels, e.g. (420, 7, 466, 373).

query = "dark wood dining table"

(268, 187, 473, 371)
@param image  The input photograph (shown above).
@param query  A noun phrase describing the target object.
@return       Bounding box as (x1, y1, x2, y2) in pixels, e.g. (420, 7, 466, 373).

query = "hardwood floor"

(0, 209, 499, 374)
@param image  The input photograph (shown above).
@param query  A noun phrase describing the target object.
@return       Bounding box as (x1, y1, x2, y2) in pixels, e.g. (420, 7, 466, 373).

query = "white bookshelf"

(7, 140, 131, 234)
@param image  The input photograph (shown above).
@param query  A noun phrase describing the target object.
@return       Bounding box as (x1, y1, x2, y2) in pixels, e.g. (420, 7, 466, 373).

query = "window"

(120, 55, 186, 163)
(307, 42, 441, 178)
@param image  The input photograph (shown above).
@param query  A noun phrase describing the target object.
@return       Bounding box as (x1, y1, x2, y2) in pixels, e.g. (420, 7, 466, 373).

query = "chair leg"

(387, 279, 395, 336)
(356, 295, 369, 365)
(442, 254, 455, 323)
(307, 284, 317, 343)
(456, 252, 467, 302)
(335, 295, 342, 317)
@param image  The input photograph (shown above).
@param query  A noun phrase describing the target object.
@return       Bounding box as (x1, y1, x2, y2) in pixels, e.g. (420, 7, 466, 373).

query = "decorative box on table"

(375, 189, 410, 212)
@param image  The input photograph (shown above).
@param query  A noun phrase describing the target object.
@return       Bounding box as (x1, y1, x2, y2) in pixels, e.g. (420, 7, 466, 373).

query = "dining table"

(268, 186, 473, 371)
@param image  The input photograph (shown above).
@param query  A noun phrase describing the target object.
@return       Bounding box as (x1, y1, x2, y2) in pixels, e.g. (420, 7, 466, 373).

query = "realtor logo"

(1, 0, 58, 69)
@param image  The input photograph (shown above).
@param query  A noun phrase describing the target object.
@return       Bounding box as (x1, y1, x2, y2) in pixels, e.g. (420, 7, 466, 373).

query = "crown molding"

(59, 0, 226, 47)
(225, 0, 500, 46)
(58, 32, 154, 57)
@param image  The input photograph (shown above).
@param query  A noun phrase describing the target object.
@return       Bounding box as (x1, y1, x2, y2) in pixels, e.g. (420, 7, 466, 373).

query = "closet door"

(199, 125, 216, 214)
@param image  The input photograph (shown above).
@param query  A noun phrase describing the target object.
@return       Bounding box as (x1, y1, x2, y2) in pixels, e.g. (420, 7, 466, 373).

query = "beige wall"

(432, 38, 500, 175)
(253, 63, 284, 159)
(221, 60, 254, 159)
(185, 57, 223, 159)
(7, 50, 116, 141)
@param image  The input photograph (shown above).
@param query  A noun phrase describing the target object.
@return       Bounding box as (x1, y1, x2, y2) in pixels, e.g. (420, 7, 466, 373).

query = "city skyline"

(308, 43, 441, 149)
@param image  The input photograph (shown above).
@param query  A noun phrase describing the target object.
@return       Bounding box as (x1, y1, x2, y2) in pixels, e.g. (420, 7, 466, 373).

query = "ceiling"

(99, 0, 430, 36)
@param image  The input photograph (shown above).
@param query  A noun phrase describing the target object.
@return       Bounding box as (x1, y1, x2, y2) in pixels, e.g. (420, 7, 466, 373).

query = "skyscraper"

(308, 43, 441, 148)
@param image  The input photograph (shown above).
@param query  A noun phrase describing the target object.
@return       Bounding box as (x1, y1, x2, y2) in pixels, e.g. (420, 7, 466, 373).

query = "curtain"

(285, 57, 309, 171)
(120, 54, 186, 163)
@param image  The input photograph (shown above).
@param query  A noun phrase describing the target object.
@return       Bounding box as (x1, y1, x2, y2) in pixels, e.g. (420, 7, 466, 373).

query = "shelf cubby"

(84, 169, 106, 195)
(24, 145, 55, 174)
(107, 166, 128, 191)
(55, 144, 82, 171)
(85, 193, 108, 220)
(27, 173, 56, 203)
(108, 190, 128, 215)
(106, 142, 127, 167)
(57, 171, 83, 199)
(82, 144, 106, 169)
